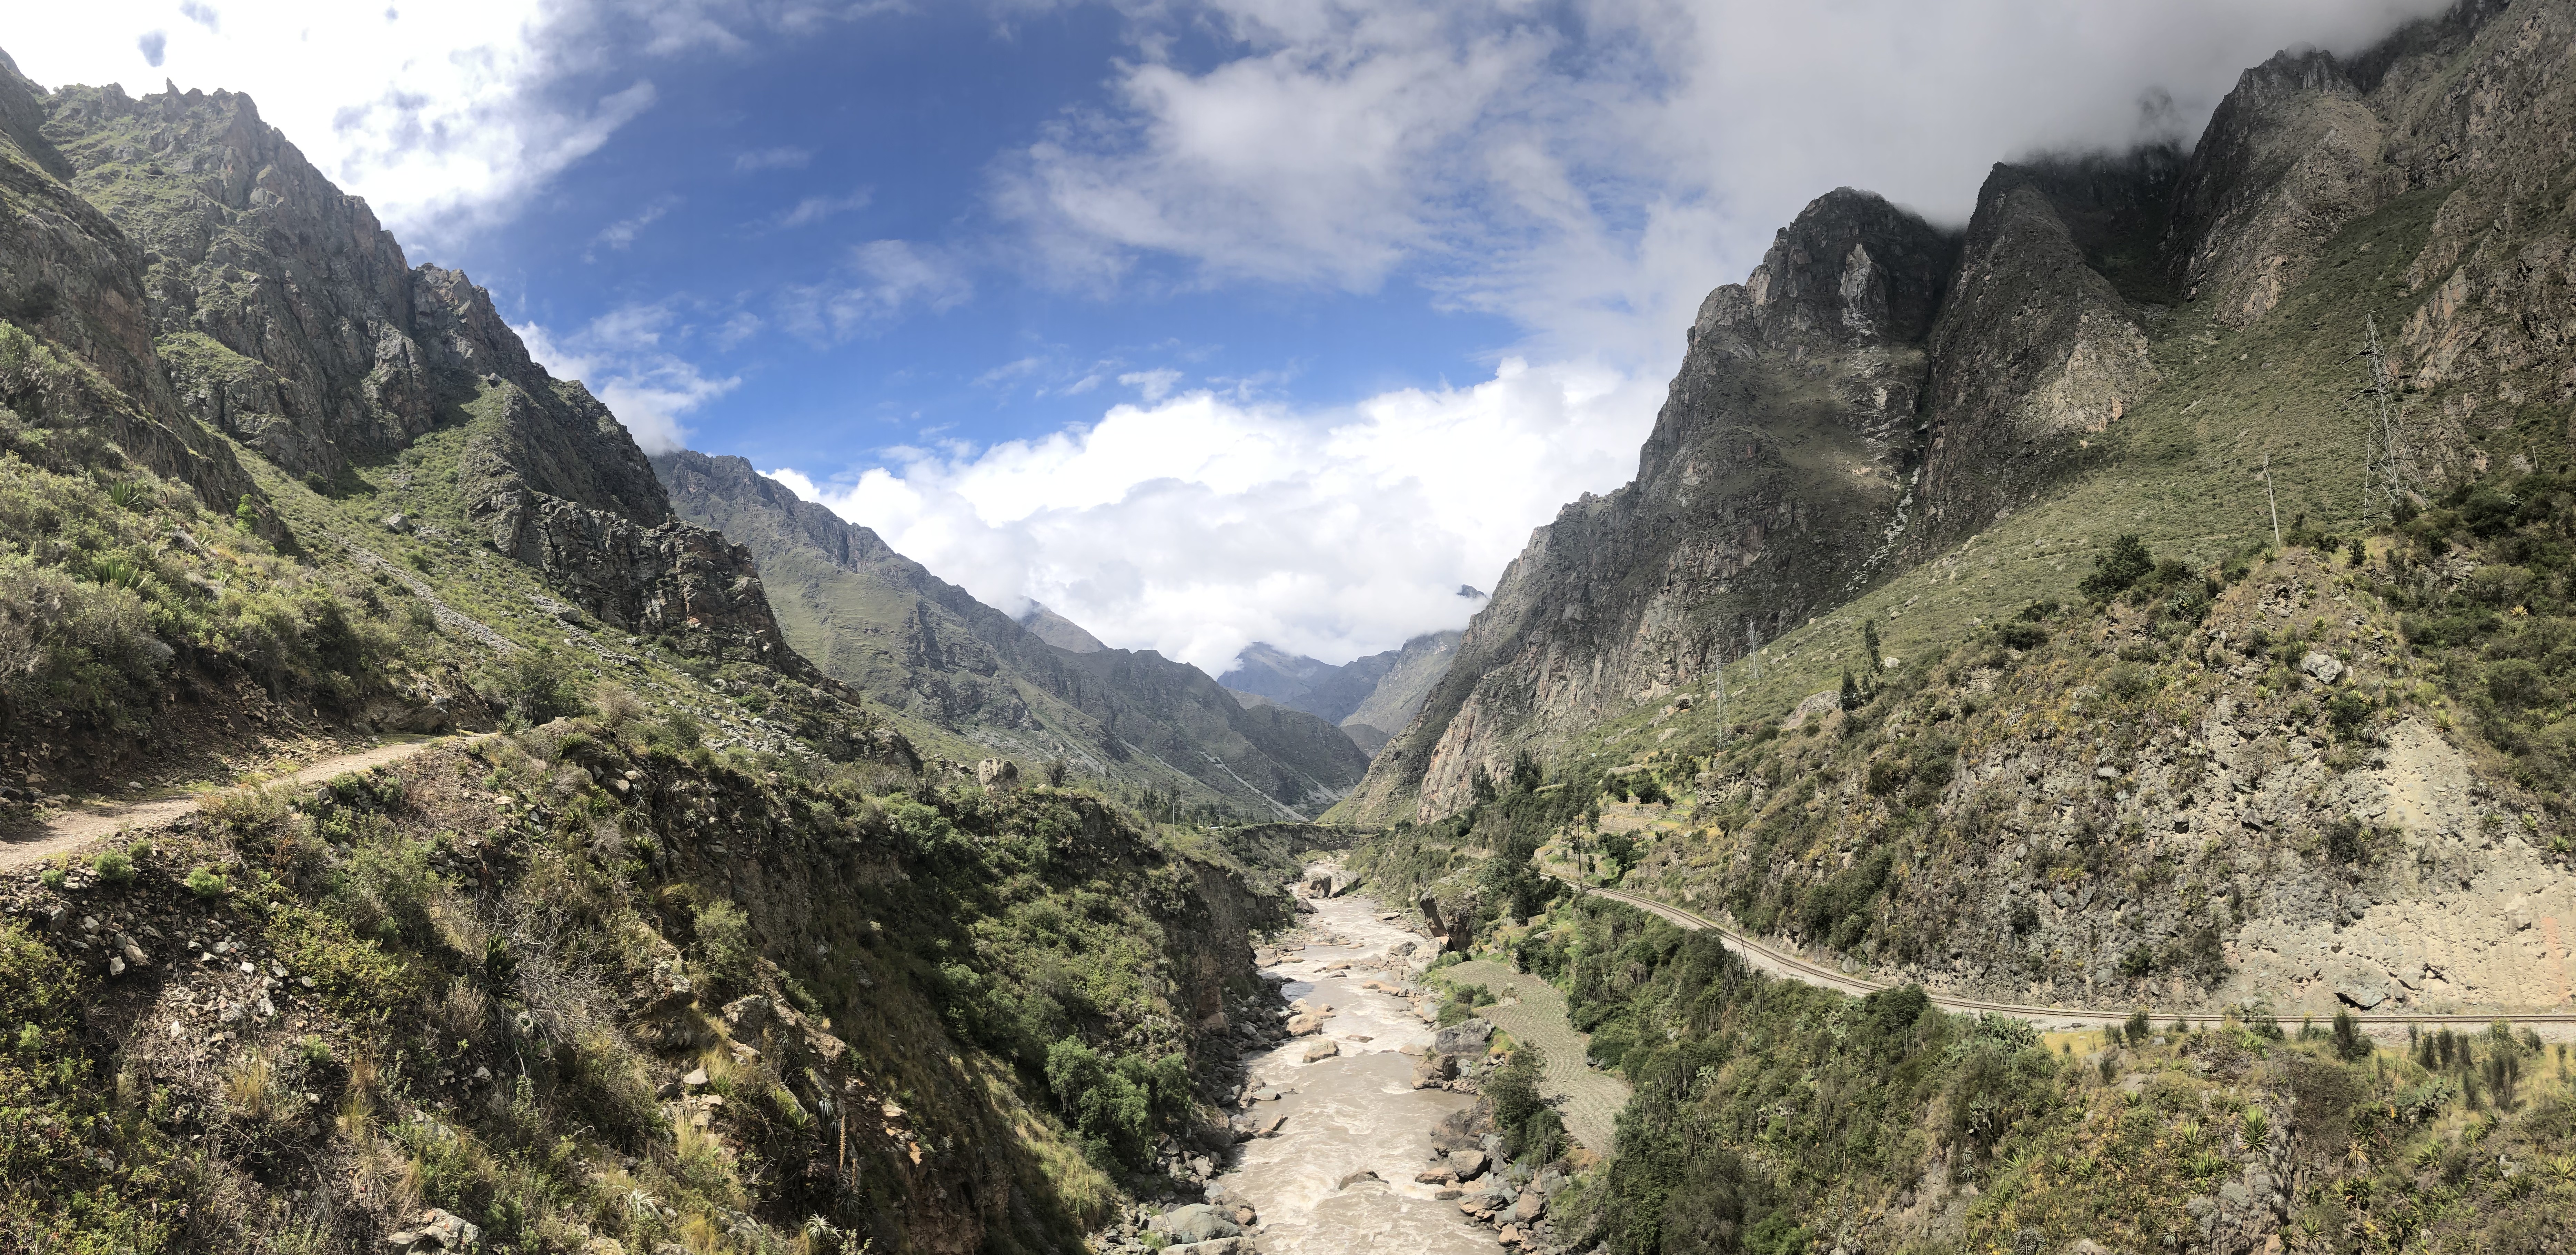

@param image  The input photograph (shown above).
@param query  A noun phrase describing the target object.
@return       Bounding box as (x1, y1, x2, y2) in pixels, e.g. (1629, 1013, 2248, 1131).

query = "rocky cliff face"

(0, 58, 254, 511)
(1345, 189, 1962, 820)
(653, 449, 1371, 814)
(33, 80, 807, 672)
(1346, 0, 2576, 824)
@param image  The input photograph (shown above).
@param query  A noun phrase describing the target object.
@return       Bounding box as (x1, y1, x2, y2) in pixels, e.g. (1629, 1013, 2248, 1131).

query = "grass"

(1495, 893, 2576, 1255)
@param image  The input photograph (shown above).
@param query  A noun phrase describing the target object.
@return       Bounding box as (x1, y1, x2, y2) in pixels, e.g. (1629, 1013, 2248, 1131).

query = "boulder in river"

(1147, 1203, 1242, 1244)
(1303, 1039, 1341, 1062)
(1286, 1013, 1326, 1036)
(1449, 1149, 1488, 1181)
(1410, 1053, 1457, 1089)
(1433, 1018, 1492, 1054)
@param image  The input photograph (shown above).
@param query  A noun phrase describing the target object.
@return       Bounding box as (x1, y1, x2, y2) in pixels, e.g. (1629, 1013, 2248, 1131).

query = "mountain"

(1218, 631, 1465, 758)
(650, 449, 1368, 817)
(1332, 0, 2576, 1014)
(1340, 0, 2576, 826)
(1017, 601, 1105, 652)
(0, 49, 1299, 1255)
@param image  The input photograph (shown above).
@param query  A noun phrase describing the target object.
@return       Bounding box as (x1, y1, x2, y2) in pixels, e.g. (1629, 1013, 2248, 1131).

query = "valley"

(8, 2, 2576, 1253)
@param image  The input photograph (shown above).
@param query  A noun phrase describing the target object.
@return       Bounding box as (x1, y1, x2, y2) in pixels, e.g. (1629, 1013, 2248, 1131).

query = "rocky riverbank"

(1088, 866, 1599, 1255)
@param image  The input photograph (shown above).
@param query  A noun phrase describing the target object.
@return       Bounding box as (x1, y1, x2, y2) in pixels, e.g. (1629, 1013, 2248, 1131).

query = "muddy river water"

(1215, 883, 1500, 1254)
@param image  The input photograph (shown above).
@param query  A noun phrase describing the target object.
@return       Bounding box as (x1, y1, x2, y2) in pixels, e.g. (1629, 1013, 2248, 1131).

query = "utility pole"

(1710, 635, 1726, 724)
(2358, 313, 2410, 518)
(2263, 452, 2283, 549)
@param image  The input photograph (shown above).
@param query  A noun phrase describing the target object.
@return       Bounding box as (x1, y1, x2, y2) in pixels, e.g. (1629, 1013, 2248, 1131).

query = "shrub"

(2080, 534, 2155, 600)
(1488, 1046, 1566, 1163)
(185, 867, 228, 899)
(91, 850, 132, 884)
(692, 900, 757, 998)
(1043, 1038, 1186, 1170)
(492, 644, 590, 726)
(1996, 621, 2048, 650)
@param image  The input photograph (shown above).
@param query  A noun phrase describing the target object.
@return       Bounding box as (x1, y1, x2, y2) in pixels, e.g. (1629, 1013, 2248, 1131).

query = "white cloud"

(772, 358, 1656, 673)
(779, 240, 973, 339)
(516, 304, 741, 453)
(777, 188, 872, 228)
(922, 0, 2454, 671)
(734, 144, 812, 171)
(1118, 368, 1181, 402)
(7, 0, 878, 250)
(1009, 0, 2453, 373)
(590, 195, 677, 254)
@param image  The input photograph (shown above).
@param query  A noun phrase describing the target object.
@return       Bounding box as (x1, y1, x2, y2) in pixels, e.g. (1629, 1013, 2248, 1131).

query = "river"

(1215, 879, 1501, 1254)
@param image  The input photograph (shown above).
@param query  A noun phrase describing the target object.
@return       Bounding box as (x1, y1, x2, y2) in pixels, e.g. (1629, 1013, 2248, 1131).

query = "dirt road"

(0, 734, 485, 872)
(1581, 884, 2576, 1039)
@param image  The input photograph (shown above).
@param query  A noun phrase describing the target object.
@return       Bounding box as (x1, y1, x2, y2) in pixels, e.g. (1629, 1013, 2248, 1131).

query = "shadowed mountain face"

(1340, 0, 2576, 824)
(651, 450, 1368, 815)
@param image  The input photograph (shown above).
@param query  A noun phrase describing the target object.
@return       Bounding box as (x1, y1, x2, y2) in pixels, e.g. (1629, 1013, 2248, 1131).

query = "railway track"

(1577, 883, 2576, 1036)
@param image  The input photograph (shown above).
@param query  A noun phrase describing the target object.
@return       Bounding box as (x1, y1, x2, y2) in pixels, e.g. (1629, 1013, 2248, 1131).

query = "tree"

(2080, 534, 2155, 600)
(1470, 763, 1499, 804)
(1839, 670, 1860, 712)
(1862, 619, 1882, 674)
(494, 643, 588, 726)
(1507, 749, 1544, 794)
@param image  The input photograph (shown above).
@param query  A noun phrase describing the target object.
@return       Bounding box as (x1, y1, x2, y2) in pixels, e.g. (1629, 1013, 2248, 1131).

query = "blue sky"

(10, 0, 2445, 672)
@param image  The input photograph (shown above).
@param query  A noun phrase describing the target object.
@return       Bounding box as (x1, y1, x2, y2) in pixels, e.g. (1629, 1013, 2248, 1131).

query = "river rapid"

(1214, 877, 1500, 1254)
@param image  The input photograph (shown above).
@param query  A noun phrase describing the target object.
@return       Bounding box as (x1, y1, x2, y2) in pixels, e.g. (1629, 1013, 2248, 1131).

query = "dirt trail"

(1584, 884, 2576, 1039)
(0, 734, 486, 871)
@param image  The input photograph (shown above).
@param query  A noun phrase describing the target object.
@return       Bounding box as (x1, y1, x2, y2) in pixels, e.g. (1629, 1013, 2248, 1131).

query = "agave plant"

(88, 552, 145, 590)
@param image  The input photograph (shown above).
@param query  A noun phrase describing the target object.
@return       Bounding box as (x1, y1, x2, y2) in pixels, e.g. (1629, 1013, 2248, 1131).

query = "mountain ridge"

(650, 448, 1368, 816)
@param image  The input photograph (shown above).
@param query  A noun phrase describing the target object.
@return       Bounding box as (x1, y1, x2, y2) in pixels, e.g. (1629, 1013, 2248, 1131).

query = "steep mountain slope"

(1328, 0, 2576, 1023)
(651, 450, 1368, 816)
(1339, 0, 2576, 827)
(0, 48, 1306, 1255)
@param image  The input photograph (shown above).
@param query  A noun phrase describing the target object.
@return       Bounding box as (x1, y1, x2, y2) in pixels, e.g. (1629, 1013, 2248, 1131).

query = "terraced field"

(1444, 958, 1628, 1155)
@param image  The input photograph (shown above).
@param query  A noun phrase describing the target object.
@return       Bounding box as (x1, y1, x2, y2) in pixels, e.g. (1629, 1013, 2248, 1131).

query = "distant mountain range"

(1219, 631, 1462, 759)
(650, 450, 1368, 817)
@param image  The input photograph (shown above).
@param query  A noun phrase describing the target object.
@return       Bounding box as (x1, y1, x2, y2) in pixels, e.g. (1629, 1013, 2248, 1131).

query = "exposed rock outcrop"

(37, 80, 805, 672)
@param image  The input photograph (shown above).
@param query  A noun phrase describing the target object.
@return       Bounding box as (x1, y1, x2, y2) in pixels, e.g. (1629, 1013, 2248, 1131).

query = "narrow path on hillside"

(1444, 957, 1628, 1155)
(1579, 884, 2576, 1036)
(0, 734, 489, 871)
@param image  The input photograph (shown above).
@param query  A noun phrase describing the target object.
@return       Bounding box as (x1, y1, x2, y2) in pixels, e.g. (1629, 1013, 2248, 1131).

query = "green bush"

(491, 644, 590, 726)
(1488, 1045, 1566, 1163)
(184, 867, 228, 899)
(1043, 1038, 1187, 1170)
(91, 850, 132, 884)
(692, 900, 756, 998)
(2080, 534, 2155, 600)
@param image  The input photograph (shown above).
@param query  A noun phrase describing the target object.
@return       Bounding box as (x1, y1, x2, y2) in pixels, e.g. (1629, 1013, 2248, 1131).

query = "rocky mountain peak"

(1694, 188, 1955, 353)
